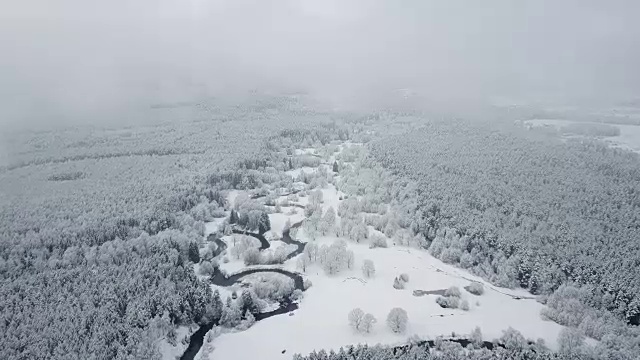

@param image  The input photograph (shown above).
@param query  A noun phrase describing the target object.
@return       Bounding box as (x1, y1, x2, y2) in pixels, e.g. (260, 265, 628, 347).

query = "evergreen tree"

(188, 241, 200, 263)
(212, 290, 223, 322)
(258, 212, 271, 235)
(229, 210, 239, 224)
(240, 289, 259, 315)
(332, 161, 339, 173)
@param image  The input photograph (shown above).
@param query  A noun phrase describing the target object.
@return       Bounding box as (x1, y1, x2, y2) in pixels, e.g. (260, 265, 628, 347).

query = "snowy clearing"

(525, 118, 640, 154)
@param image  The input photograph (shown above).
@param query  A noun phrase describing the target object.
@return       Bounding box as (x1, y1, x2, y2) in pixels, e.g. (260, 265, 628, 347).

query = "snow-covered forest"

(2, 97, 640, 359)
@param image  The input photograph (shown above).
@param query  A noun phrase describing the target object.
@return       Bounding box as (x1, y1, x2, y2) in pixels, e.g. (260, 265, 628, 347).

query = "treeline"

(292, 332, 577, 360)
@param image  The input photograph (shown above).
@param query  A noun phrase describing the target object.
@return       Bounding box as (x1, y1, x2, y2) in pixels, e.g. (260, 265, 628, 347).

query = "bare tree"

(296, 255, 309, 272)
(348, 308, 365, 331)
(361, 313, 377, 333)
(386, 308, 408, 333)
(362, 259, 376, 278)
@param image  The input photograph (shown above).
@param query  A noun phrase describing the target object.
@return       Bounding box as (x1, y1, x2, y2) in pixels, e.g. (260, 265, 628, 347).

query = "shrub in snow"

(393, 277, 405, 290)
(445, 286, 461, 298)
(222, 256, 229, 263)
(386, 308, 408, 333)
(465, 282, 484, 295)
(362, 259, 375, 278)
(399, 273, 409, 283)
(460, 299, 470, 311)
(436, 296, 460, 309)
(369, 234, 388, 249)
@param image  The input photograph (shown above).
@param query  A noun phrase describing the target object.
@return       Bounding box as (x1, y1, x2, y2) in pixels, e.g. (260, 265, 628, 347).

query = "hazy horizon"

(2, 0, 639, 131)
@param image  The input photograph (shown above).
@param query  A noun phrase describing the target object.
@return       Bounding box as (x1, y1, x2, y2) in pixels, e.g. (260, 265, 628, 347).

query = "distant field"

(525, 118, 640, 153)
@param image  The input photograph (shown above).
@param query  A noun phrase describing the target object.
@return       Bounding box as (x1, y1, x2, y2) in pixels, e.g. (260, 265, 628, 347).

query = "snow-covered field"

(269, 209, 304, 236)
(206, 161, 577, 360)
(525, 118, 640, 154)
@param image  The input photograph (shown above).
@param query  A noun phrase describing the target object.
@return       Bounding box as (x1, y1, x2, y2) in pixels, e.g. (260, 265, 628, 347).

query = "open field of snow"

(204, 218, 226, 236)
(525, 118, 640, 153)
(285, 166, 318, 179)
(269, 210, 305, 236)
(211, 236, 569, 360)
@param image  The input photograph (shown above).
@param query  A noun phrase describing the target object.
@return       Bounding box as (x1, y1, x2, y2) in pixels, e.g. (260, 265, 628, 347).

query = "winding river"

(180, 225, 307, 360)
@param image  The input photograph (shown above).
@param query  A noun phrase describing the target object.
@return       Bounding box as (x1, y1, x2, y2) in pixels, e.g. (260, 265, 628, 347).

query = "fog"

(1, 0, 639, 130)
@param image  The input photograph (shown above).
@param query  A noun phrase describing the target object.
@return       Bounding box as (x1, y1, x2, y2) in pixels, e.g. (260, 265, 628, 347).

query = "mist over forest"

(2, 0, 639, 131)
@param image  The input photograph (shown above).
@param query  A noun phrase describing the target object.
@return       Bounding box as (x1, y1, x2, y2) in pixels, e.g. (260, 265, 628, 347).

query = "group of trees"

(297, 240, 355, 275)
(229, 208, 271, 235)
(348, 308, 377, 333)
(292, 327, 593, 360)
(348, 307, 409, 334)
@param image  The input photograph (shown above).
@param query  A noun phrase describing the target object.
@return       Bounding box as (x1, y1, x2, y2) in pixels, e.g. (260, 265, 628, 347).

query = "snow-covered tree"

(243, 248, 261, 265)
(470, 327, 483, 348)
(320, 206, 336, 235)
(296, 255, 309, 272)
(348, 308, 365, 331)
(242, 311, 255, 328)
(361, 313, 377, 333)
(362, 259, 375, 278)
(386, 308, 408, 333)
(309, 189, 324, 206)
(369, 233, 387, 248)
(240, 289, 259, 315)
(558, 327, 585, 355)
(303, 242, 318, 263)
(258, 212, 271, 235)
(349, 222, 368, 243)
(220, 300, 242, 328)
(346, 250, 354, 269)
(229, 209, 239, 224)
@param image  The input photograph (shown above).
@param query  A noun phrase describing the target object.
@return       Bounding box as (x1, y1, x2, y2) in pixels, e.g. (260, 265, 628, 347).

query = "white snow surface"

(204, 217, 226, 236)
(525, 118, 640, 154)
(285, 167, 317, 179)
(269, 211, 305, 236)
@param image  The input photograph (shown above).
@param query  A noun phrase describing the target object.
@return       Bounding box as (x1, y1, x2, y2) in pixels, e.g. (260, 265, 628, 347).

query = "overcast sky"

(1, 0, 639, 129)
